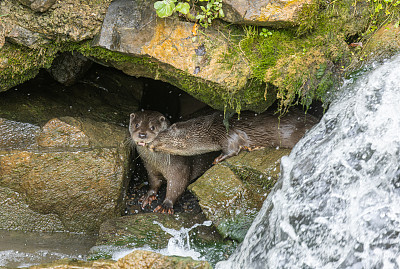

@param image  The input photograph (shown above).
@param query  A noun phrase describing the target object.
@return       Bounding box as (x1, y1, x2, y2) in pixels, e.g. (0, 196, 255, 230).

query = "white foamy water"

(217, 54, 400, 269)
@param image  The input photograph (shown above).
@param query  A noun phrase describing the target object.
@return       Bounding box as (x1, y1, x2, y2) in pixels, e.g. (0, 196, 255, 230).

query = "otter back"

(149, 109, 319, 163)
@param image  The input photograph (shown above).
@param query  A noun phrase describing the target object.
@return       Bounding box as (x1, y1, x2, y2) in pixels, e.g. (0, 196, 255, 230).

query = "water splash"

(112, 220, 212, 261)
(154, 220, 212, 259)
(217, 54, 400, 269)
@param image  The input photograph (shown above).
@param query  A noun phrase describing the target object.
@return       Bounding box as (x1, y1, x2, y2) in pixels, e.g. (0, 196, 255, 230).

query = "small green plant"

(154, 0, 190, 18)
(153, 0, 224, 28)
(259, 28, 273, 37)
(196, 0, 224, 28)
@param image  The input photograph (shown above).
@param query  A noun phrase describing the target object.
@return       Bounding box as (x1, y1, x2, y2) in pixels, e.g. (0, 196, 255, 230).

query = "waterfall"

(217, 54, 400, 269)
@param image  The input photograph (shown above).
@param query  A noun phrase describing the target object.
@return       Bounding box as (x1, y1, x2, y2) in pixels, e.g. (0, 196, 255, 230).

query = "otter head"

(129, 111, 170, 147)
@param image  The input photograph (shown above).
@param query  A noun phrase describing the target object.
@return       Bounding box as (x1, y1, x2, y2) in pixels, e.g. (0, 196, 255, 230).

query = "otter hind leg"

(140, 172, 163, 210)
(214, 130, 250, 164)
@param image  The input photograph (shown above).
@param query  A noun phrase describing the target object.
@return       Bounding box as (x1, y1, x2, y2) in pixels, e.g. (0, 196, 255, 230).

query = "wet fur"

(149, 109, 319, 162)
(129, 110, 216, 213)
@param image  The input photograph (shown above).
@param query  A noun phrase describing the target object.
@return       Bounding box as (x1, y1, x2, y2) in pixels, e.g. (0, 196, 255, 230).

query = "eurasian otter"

(129, 110, 217, 214)
(148, 109, 319, 163)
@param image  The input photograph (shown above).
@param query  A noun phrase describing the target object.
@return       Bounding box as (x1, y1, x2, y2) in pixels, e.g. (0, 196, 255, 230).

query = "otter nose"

(138, 132, 147, 139)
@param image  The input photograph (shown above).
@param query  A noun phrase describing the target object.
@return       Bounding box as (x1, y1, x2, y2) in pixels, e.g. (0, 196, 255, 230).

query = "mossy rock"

(90, 213, 237, 265)
(189, 148, 289, 242)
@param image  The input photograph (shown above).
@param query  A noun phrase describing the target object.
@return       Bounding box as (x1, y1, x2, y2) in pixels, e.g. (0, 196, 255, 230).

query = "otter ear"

(130, 113, 136, 119)
(159, 116, 166, 122)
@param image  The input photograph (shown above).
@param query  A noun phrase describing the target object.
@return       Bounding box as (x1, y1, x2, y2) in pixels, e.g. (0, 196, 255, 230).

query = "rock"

(91, 213, 236, 264)
(47, 51, 93, 86)
(1, 0, 111, 43)
(222, 0, 313, 27)
(17, 0, 57, 12)
(0, 116, 130, 233)
(92, 0, 266, 112)
(113, 250, 212, 269)
(0, 186, 65, 231)
(6, 24, 50, 48)
(189, 148, 290, 242)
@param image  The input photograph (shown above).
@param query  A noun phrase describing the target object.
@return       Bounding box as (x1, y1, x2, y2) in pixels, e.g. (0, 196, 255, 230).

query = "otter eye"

(135, 123, 139, 128)
(150, 126, 155, 131)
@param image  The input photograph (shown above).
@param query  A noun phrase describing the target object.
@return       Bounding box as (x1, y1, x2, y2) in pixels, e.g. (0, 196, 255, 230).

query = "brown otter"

(129, 110, 217, 214)
(148, 109, 319, 163)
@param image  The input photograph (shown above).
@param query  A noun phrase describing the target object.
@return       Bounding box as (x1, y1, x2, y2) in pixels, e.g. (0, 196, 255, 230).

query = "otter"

(129, 110, 217, 214)
(148, 109, 319, 163)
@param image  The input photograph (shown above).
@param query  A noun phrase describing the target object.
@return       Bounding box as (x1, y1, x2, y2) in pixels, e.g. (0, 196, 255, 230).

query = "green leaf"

(219, 8, 224, 18)
(196, 14, 205, 20)
(154, 0, 176, 18)
(176, 2, 190, 14)
(374, 3, 383, 12)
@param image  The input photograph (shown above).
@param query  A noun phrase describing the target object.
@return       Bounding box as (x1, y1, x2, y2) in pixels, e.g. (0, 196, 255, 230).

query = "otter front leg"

(140, 173, 163, 209)
(154, 174, 189, 214)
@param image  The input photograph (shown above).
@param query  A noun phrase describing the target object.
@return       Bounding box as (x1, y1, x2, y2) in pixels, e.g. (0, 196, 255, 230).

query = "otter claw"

(154, 204, 174, 214)
(213, 154, 227, 164)
(139, 194, 157, 209)
(241, 145, 264, 152)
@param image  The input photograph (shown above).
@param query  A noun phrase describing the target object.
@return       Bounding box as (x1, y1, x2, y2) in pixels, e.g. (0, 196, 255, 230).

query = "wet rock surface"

(0, 116, 129, 233)
(93, 213, 227, 251)
(189, 148, 290, 242)
(90, 213, 236, 267)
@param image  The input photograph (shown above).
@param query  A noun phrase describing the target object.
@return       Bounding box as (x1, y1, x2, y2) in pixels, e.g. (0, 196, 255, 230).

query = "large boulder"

(189, 148, 290, 242)
(0, 116, 130, 233)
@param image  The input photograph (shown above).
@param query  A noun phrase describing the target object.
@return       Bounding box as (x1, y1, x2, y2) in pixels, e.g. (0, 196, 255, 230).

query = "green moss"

(0, 43, 60, 91)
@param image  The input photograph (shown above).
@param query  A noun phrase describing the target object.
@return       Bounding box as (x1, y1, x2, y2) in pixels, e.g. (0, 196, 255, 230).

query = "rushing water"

(217, 55, 400, 269)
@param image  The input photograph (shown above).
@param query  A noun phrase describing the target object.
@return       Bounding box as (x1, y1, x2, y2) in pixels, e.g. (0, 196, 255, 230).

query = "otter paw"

(139, 193, 157, 209)
(213, 154, 227, 164)
(154, 201, 174, 214)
